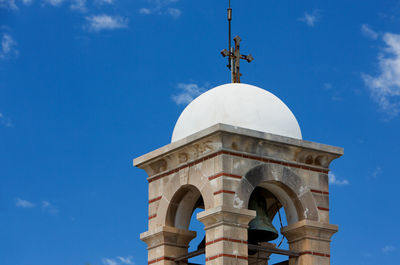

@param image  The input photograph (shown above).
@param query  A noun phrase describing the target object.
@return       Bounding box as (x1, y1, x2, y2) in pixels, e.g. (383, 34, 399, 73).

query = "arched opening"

(247, 186, 295, 265)
(166, 185, 206, 264)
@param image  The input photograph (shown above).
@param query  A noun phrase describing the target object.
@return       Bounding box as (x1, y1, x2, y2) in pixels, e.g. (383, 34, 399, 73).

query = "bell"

(248, 188, 279, 246)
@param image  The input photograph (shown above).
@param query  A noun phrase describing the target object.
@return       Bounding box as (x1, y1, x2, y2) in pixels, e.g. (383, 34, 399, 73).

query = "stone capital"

(140, 226, 196, 250)
(282, 219, 338, 243)
(197, 206, 256, 229)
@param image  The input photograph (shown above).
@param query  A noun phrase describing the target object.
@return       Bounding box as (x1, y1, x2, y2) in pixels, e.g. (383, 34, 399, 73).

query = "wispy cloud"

(139, 8, 151, 15)
(323, 83, 343, 102)
(16, 198, 36, 208)
(117, 256, 134, 264)
(85, 14, 128, 32)
(362, 33, 400, 118)
(0, 0, 18, 10)
(139, 0, 181, 18)
(370, 166, 382, 179)
(22, 0, 33, 5)
(0, 112, 13, 127)
(361, 24, 378, 40)
(382, 245, 396, 253)
(328, 172, 349, 186)
(323, 83, 332, 90)
(0, 33, 18, 60)
(44, 0, 64, 7)
(42, 200, 59, 215)
(299, 10, 320, 27)
(70, 0, 86, 12)
(95, 0, 114, 4)
(102, 256, 134, 265)
(102, 258, 118, 265)
(166, 7, 180, 18)
(172, 83, 206, 105)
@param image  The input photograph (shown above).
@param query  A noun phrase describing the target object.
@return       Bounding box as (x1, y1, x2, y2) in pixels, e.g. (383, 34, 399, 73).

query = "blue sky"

(1, 0, 400, 264)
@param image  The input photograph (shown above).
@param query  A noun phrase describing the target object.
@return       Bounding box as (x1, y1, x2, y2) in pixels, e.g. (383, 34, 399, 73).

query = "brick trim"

(148, 256, 175, 264)
(300, 251, 330, 257)
(148, 214, 157, 220)
(214, 190, 235, 195)
(311, 189, 329, 195)
(206, 237, 248, 246)
(317, 207, 330, 211)
(148, 196, 162, 204)
(148, 150, 329, 183)
(208, 172, 242, 181)
(206, 253, 248, 261)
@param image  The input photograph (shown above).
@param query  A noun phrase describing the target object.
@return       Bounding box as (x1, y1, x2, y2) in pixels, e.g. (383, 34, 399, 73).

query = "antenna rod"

(228, 0, 232, 73)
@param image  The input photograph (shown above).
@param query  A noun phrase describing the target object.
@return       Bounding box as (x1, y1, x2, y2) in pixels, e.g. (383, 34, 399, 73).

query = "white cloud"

(166, 7, 181, 18)
(323, 83, 332, 90)
(96, 0, 114, 4)
(70, 0, 86, 11)
(299, 10, 320, 27)
(22, 0, 33, 5)
(139, 8, 151, 15)
(102, 258, 118, 265)
(328, 172, 349, 186)
(0, 112, 13, 127)
(0, 33, 18, 60)
(85, 14, 128, 32)
(117, 256, 134, 264)
(0, 0, 18, 10)
(140, 0, 180, 18)
(371, 166, 382, 179)
(44, 0, 64, 7)
(42, 200, 59, 215)
(362, 33, 400, 118)
(361, 24, 378, 40)
(382, 245, 396, 253)
(16, 198, 35, 208)
(172, 83, 206, 105)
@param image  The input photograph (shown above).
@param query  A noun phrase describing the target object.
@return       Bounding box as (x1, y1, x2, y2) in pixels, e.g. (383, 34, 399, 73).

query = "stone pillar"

(281, 220, 338, 265)
(140, 226, 196, 265)
(197, 206, 256, 265)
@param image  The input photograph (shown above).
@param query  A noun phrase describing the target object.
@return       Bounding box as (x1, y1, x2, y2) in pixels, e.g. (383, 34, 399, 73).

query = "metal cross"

(221, 35, 254, 83)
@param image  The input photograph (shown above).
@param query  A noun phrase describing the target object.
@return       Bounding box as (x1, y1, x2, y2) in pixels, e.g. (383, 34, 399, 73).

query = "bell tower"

(134, 84, 343, 265)
(135, 2, 342, 264)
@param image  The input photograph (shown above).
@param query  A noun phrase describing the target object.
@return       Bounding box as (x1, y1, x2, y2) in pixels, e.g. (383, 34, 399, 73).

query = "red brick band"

(206, 253, 248, 261)
(148, 214, 157, 220)
(300, 251, 330, 257)
(148, 256, 175, 264)
(311, 189, 329, 195)
(214, 190, 235, 195)
(317, 207, 330, 211)
(148, 150, 328, 183)
(208, 172, 242, 181)
(148, 196, 162, 204)
(206, 237, 248, 246)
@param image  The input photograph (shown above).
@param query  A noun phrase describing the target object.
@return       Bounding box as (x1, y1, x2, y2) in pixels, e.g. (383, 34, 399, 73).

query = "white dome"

(171, 83, 302, 142)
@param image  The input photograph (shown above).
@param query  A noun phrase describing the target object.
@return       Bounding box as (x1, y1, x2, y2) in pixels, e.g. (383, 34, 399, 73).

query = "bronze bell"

(248, 188, 279, 246)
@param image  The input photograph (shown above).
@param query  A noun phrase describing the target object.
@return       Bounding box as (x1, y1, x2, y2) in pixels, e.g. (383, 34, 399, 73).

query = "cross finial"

(220, 1, 254, 83)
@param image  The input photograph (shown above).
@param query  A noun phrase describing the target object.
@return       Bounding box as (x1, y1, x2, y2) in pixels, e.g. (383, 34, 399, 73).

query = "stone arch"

(235, 163, 319, 225)
(165, 185, 204, 229)
(155, 171, 215, 228)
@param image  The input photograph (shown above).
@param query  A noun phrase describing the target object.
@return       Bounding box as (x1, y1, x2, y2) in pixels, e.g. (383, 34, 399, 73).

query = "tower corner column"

(141, 226, 196, 265)
(282, 220, 338, 265)
(197, 206, 256, 265)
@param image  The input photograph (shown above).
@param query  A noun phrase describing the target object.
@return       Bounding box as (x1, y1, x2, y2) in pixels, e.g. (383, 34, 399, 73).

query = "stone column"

(198, 206, 256, 265)
(140, 226, 196, 265)
(281, 220, 338, 265)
